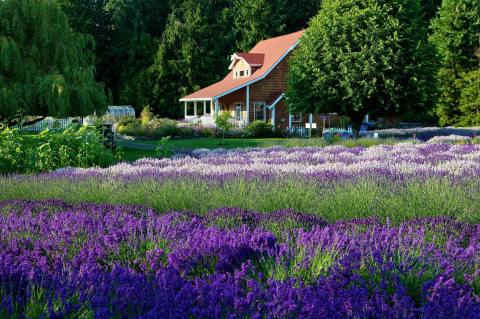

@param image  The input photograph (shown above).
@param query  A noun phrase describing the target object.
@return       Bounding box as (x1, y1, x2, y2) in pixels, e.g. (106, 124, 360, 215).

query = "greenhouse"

(103, 106, 136, 123)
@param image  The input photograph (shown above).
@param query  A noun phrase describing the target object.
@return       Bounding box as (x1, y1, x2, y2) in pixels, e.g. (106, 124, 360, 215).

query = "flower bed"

(46, 143, 480, 182)
(0, 200, 479, 318)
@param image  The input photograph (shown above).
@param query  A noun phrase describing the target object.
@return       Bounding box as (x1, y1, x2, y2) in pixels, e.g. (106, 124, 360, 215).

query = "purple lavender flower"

(0, 200, 479, 318)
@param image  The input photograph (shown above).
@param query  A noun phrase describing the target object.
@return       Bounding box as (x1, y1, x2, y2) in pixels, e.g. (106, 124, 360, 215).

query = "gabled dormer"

(229, 53, 265, 79)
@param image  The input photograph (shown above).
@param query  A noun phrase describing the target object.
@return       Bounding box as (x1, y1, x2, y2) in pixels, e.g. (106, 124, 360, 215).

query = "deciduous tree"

(0, 0, 106, 121)
(287, 0, 438, 136)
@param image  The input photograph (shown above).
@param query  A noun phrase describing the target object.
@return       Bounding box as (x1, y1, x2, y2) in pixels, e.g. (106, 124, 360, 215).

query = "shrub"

(116, 117, 141, 136)
(140, 106, 154, 126)
(0, 126, 114, 175)
(215, 113, 232, 139)
(245, 121, 274, 138)
(0, 127, 25, 173)
(426, 135, 472, 144)
(116, 116, 181, 138)
(198, 127, 215, 138)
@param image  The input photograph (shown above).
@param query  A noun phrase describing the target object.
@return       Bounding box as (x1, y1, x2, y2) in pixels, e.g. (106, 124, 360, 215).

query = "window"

(292, 113, 302, 122)
(234, 103, 243, 120)
(254, 102, 266, 121)
(234, 68, 250, 79)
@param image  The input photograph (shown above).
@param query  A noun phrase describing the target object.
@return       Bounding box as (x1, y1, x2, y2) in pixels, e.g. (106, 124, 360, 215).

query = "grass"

(134, 137, 405, 150)
(118, 137, 408, 162)
(1, 178, 479, 223)
(120, 148, 157, 162)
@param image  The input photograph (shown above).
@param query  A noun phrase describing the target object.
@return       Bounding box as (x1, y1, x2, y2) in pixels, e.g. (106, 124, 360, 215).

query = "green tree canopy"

(287, 0, 438, 136)
(0, 0, 106, 121)
(430, 0, 480, 126)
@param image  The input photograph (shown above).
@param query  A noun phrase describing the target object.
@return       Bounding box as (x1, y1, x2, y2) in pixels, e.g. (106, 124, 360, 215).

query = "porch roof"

(180, 30, 304, 102)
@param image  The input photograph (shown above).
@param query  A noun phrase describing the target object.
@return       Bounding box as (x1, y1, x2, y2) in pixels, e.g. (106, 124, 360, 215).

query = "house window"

(234, 69, 251, 79)
(254, 102, 266, 121)
(292, 113, 302, 122)
(234, 103, 243, 120)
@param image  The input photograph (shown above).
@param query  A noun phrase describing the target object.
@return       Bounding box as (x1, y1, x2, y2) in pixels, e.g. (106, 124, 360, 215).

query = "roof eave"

(179, 39, 301, 102)
(212, 42, 299, 101)
(179, 97, 213, 102)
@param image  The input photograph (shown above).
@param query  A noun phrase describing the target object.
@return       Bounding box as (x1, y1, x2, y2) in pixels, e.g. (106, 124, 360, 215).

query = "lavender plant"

(1, 200, 479, 318)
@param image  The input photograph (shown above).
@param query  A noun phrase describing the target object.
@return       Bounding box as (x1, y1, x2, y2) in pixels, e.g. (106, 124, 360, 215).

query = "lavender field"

(1, 142, 480, 318)
(1, 200, 479, 318)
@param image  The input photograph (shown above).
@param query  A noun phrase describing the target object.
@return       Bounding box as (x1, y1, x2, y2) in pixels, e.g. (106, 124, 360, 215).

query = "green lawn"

(120, 148, 157, 162)
(126, 137, 404, 150)
(132, 138, 291, 149)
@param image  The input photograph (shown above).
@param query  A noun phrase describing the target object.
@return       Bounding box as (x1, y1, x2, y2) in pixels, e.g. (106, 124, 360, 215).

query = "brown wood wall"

(217, 52, 345, 131)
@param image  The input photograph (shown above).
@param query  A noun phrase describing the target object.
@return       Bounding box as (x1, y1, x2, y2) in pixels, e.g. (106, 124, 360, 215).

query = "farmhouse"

(180, 30, 339, 131)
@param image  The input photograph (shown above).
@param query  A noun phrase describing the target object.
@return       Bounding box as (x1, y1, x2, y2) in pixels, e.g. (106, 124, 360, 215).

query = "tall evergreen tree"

(105, 0, 172, 109)
(151, 0, 235, 118)
(430, 0, 480, 126)
(0, 0, 106, 121)
(458, 69, 480, 126)
(283, 0, 322, 33)
(232, 0, 286, 51)
(287, 0, 438, 136)
(420, 0, 442, 23)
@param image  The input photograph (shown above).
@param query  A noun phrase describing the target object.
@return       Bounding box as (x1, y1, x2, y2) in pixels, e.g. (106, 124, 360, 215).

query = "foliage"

(215, 112, 233, 139)
(287, 0, 438, 137)
(116, 115, 179, 138)
(458, 69, 480, 126)
(0, 0, 107, 120)
(232, 0, 285, 51)
(282, 0, 322, 33)
(155, 136, 172, 158)
(151, 0, 236, 118)
(245, 120, 275, 138)
(140, 106, 154, 126)
(0, 126, 114, 174)
(430, 0, 480, 126)
(104, 0, 172, 108)
(420, 0, 442, 24)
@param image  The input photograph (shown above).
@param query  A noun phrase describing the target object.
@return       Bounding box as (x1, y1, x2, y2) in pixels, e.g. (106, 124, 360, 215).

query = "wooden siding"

(216, 52, 345, 131)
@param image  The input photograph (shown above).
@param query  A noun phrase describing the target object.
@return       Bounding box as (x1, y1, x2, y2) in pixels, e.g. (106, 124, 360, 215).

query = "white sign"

(305, 123, 317, 129)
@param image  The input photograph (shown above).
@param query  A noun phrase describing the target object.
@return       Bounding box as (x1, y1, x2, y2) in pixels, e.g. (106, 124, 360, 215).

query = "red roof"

(180, 30, 304, 101)
(234, 53, 265, 66)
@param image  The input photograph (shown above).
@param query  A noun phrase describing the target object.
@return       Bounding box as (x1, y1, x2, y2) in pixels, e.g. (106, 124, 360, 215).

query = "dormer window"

(229, 52, 265, 79)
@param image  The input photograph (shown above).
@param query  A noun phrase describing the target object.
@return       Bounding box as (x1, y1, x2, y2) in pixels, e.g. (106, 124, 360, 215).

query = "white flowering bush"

(426, 135, 472, 144)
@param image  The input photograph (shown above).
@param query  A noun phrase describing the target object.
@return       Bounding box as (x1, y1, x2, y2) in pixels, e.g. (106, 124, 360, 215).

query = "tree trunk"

(350, 114, 364, 139)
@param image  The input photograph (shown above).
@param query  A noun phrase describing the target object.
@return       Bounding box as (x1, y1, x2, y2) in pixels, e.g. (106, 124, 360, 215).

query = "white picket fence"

(18, 118, 75, 132)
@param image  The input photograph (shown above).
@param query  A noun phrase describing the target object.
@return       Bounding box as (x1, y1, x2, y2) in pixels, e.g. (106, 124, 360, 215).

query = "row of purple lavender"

(1, 200, 479, 318)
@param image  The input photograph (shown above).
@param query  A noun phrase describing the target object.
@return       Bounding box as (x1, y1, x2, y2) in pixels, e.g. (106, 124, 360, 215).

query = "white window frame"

(234, 67, 251, 79)
(254, 102, 267, 121)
